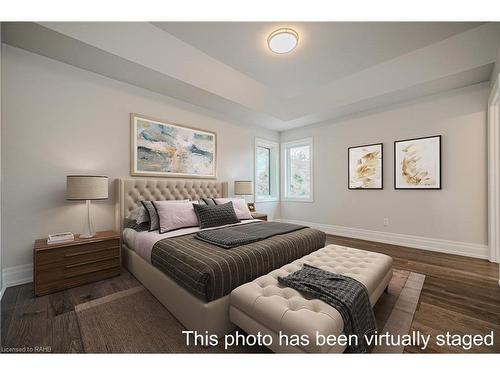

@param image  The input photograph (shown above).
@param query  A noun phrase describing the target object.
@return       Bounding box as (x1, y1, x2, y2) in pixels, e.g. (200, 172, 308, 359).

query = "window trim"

(254, 138, 280, 203)
(281, 137, 314, 202)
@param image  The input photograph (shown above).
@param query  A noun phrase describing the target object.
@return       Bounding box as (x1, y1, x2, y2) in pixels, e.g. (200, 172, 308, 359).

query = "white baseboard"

(278, 219, 490, 260)
(2, 263, 33, 291)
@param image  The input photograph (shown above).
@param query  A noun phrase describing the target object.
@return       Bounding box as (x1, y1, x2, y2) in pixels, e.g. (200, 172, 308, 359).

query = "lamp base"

(80, 200, 96, 239)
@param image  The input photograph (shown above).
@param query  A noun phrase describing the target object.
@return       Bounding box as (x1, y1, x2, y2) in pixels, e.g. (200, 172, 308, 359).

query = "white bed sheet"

(123, 219, 262, 263)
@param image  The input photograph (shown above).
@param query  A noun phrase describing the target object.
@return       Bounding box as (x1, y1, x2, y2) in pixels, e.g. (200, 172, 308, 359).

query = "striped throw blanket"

(194, 222, 307, 248)
(151, 226, 326, 302)
(278, 264, 377, 353)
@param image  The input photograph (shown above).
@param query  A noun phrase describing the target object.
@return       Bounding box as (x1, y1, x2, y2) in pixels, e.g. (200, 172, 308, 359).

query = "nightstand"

(33, 231, 121, 296)
(251, 212, 268, 221)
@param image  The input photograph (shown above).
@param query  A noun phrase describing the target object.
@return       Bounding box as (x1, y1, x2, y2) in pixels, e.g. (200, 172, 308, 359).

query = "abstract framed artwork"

(130, 114, 217, 179)
(394, 135, 441, 190)
(348, 143, 383, 189)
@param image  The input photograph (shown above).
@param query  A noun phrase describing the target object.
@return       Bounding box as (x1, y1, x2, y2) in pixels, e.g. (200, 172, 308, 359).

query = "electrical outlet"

(383, 218, 389, 226)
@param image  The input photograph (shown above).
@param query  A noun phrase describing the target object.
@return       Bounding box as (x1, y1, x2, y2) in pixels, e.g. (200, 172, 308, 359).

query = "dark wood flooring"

(1, 235, 499, 353)
(326, 236, 500, 353)
(1, 270, 141, 353)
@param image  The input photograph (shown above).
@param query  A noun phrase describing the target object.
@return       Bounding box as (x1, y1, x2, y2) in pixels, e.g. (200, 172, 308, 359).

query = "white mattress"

(123, 219, 262, 263)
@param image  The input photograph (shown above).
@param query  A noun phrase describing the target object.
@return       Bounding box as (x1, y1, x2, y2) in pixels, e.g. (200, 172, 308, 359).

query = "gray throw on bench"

(278, 264, 377, 353)
(194, 221, 306, 248)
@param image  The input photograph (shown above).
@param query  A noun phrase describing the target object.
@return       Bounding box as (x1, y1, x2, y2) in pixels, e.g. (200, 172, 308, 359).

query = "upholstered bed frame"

(115, 178, 235, 336)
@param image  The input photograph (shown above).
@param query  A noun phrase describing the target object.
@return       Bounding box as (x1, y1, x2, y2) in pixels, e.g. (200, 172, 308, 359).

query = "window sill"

(281, 198, 314, 203)
(255, 198, 280, 203)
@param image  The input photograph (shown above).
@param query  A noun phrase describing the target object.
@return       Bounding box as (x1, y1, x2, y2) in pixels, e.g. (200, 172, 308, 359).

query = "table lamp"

(66, 175, 108, 238)
(234, 180, 253, 195)
(234, 180, 254, 207)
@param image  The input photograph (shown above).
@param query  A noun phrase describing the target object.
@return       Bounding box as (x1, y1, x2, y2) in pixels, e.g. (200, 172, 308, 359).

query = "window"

(282, 138, 313, 201)
(256, 146, 271, 196)
(255, 138, 279, 202)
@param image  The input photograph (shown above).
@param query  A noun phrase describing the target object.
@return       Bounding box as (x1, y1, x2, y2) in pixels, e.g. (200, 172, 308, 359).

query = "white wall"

(1, 45, 280, 271)
(280, 83, 489, 257)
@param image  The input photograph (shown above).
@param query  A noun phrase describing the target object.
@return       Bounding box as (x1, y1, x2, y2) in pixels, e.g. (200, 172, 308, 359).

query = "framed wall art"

(394, 135, 441, 189)
(130, 114, 217, 179)
(348, 143, 383, 189)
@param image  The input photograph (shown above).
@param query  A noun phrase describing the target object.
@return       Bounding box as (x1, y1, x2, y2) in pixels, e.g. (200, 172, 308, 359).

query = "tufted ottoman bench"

(229, 244, 393, 353)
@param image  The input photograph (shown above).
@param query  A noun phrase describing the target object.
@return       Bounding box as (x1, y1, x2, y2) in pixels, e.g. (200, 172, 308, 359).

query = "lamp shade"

(234, 180, 253, 195)
(66, 175, 108, 200)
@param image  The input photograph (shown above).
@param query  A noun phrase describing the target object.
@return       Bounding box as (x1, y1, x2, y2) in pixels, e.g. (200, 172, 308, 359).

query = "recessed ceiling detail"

(4, 22, 498, 132)
(267, 28, 299, 54)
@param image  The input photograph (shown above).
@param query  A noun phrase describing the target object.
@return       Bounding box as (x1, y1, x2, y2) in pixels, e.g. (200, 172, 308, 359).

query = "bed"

(116, 178, 326, 336)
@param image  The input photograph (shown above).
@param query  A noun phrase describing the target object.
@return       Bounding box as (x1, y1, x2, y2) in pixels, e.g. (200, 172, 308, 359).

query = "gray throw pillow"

(123, 218, 150, 232)
(127, 206, 150, 224)
(193, 202, 240, 229)
(203, 198, 217, 206)
(141, 201, 160, 231)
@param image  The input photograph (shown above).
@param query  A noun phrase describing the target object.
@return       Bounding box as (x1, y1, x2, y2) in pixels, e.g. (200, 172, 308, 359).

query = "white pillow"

(126, 206, 149, 224)
(214, 198, 253, 220)
(153, 201, 198, 234)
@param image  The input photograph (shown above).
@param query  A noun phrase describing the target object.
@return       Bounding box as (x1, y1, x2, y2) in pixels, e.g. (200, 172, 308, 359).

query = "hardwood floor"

(1, 270, 141, 353)
(1, 236, 499, 353)
(326, 235, 500, 353)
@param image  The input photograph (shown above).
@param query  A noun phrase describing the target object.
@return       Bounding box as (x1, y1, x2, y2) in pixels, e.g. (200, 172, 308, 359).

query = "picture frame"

(394, 135, 441, 190)
(130, 113, 217, 179)
(348, 143, 383, 189)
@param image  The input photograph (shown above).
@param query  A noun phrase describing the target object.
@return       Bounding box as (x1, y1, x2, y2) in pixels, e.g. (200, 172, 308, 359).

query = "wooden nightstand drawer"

(35, 266, 121, 296)
(251, 212, 268, 221)
(33, 231, 121, 296)
(37, 254, 120, 279)
(36, 239, 120, 267)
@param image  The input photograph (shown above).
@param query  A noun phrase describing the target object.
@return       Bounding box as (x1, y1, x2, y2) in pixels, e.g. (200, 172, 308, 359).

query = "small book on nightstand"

(47, 232, 74, 244)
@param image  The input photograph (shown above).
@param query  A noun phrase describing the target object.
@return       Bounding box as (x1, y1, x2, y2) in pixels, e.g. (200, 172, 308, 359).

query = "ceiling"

(2, 22, 499, 132)
(157, 22, 483, 98)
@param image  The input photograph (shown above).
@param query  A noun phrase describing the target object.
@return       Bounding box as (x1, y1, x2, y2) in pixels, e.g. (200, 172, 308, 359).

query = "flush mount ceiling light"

(267, 28, 299, 54)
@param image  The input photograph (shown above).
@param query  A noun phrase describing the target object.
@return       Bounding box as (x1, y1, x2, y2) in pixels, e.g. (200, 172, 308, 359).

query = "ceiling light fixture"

(267, 28, 299, 54)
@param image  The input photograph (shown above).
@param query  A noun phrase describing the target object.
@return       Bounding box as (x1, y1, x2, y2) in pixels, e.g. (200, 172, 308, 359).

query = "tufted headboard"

(115, 178, 228, 232)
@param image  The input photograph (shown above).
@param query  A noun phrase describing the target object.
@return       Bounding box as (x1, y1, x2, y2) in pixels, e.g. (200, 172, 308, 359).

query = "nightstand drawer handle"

(64, 255, 120, 269)
(65, 246, 119, 258)
(64, 264, 119, 279)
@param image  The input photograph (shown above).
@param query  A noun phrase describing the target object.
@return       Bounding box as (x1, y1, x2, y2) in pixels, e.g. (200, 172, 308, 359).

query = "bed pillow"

(123, 218, 150, 232)
(203, 198, 217, 206)
(214, 198, 253, 220)
(126, 206, 150, 224)
(141, 201, 160, 231)
(153, 201, 199, 234)
(193, 202, 240, 229)
(141, 199, 189, 232)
